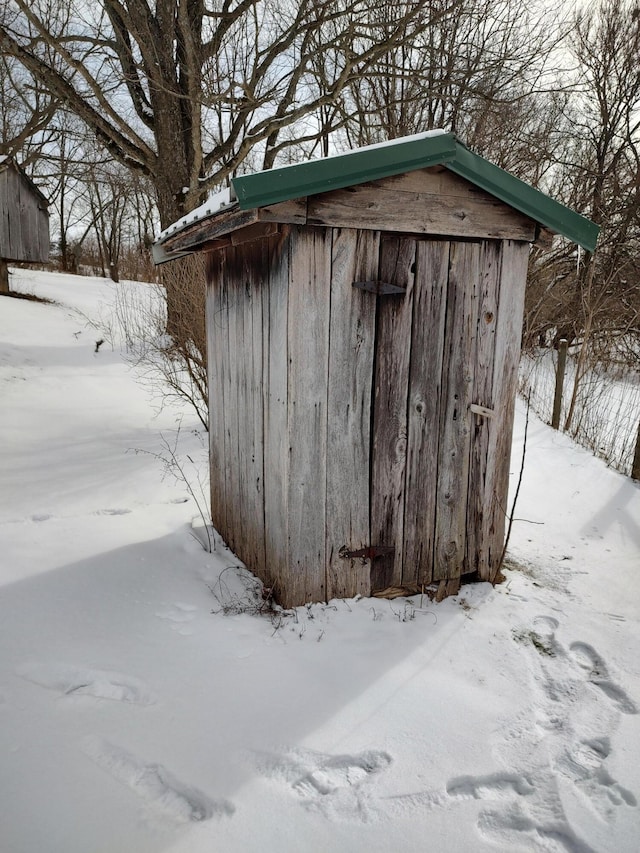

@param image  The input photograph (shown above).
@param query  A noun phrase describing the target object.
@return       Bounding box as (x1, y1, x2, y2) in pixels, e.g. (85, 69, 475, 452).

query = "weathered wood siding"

(370, 236, 416, 591)
(207, 226, 379, 607)
(477, 241, 530, 579)
(465, 242, 501, 578)
(307, 167, 536, 243)
(206, 222, 530, 607)
(263, 233, 290, 595)
(404, 240, 449, 587)
(0, 160, 49, 263)
(369, 236, 527, 589)
(206, 241, 268, 583)
(325, 229, 379, 601)
(432, 241, 480, 581)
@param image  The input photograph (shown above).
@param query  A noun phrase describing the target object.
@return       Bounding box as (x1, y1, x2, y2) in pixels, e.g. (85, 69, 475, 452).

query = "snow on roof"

(156, 186, 236, 241)
(157, 132, 448, 243)
(267, 129, 448, 174)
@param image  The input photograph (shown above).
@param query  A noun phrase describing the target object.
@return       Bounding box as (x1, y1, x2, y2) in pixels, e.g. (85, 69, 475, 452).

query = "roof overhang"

(154, 131, 599, 262)
(446, 143, 598, 253)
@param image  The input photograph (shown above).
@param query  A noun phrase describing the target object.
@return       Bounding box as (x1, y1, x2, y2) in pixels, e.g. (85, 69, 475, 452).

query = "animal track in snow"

(30, 513, 52, 522)
(15, 662, 156, 705)
(83, 737, 233, 823)
(96, 508, 132, 516)
(256, 746, 392, 820)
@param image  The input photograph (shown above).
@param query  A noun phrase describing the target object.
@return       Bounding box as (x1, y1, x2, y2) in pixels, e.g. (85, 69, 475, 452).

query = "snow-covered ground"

(1, 268, 639, 853)
(519, 349, 640, 476)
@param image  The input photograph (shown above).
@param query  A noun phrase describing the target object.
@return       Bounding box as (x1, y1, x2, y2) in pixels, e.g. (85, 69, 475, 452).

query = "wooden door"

(370, 235, 504, 592)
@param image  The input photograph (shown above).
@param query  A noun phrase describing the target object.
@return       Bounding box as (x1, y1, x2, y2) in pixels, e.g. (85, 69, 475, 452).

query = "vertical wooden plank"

(206, 243, 268, 583)
(19, 177, 33, 259)
(631, 419, 640, 481)
(480, 240, 530, 580)
(38, 208, 50, 261)
(263, 232, 291, 597)
(370, 236, 416, 591)
(433, 241, 481, 581)
(205, 250, 228, 541)
(403, 240, 450, 587)
(237, 241, 266, 579)
(18, 176, 26, 257)
(0, 172, 10, 254)
(235, 247, 249, 557)
(325, 228, 379, 601)
(250, 241, 266, 580)
(221, 246, 242, 555)
(8, 168, 21, 258)
(465, 241, 501, 576)
(286, 226, 331, 606)
(551, 339, 569, 430)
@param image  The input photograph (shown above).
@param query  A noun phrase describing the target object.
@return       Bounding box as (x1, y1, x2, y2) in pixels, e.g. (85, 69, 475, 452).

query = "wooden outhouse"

(154, 131, 598, 607)
(0, 157, 50, 292)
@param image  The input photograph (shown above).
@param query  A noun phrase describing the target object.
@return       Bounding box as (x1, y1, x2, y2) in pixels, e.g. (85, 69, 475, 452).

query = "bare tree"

(85, 162, 129, 282)
(0, 0, 448, 229)
(0, 52, 58, 163)
(522, 0, 640, 434)
(335, 0, 565, 161)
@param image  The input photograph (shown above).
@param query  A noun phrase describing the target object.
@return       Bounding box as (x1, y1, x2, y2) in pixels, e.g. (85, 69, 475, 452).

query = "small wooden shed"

(0, 156, 50, 292)
(154, 131, 598, 607)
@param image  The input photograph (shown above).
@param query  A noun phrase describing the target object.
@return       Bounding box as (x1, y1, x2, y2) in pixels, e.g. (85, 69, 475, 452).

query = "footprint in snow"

(533, 614, 559, 635)
(385, 764, 600, 852)
(96, 508, 132, 516)
(554, 737, 637, 819)
(446, 772, 535, 801)
(476, 803, 599, 853)
(385, 616, 638, 849)
(256, 746, 392, 821)
(516, 619, 638, 716)
(15, 662, 156, 705)
(83, 737, 233, 823)
(155, 603, 198, 635)
(568, 641, 638, 715)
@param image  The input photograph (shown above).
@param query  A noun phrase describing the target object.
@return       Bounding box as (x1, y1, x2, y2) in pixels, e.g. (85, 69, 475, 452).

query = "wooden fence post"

(632, 419, 640, 481)
(0, 259, 9, 295)
(551, 339, 568, 430)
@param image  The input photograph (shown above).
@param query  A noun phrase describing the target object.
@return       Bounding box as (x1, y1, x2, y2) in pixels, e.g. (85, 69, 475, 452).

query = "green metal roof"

(233, 131, 456, 208)
(232, 132, 599, 251)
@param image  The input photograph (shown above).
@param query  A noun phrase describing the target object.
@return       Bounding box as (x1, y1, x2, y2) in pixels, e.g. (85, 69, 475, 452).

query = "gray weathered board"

(0, 160, 49, 263)
(204, 219, 528, 607)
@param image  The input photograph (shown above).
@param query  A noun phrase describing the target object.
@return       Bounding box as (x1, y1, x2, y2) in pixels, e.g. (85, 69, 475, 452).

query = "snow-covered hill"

(1, 268, 639, 853)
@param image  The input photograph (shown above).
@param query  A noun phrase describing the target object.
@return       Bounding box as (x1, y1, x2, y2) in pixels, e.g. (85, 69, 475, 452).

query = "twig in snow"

(498, 394, 531, 575)
(132, 418, 213, 552)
